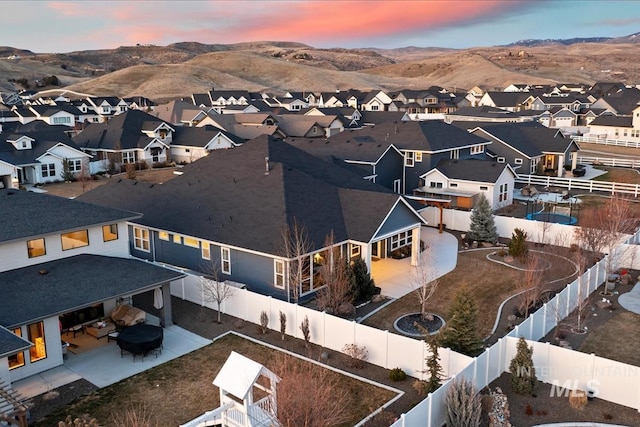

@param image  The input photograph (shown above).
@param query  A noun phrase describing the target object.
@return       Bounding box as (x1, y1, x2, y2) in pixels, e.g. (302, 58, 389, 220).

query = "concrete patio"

(13, 325, 211, 399)
(371, 226, 459, 299)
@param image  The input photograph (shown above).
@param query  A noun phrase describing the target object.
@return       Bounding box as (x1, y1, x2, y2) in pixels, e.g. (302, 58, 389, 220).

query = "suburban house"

(0, 124, 91, 185)
(151, 100, 213, 127)
(459, 122, 581, 177)
(86, 96, 129, 121)
(444, 106, 539, 124)
(277, 114, 344, 138)
(73, 109, 175, 172)
(78, 135, 428, 303)
(170, 125, 244, 163)
(0, 190, 183, 386)
(477, 91, 535, 112)
(585, 106, 640, 141)
(414, 159, 516, 211)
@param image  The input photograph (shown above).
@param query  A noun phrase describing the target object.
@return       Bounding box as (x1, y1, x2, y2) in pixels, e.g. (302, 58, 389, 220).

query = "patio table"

(116, 324, 163, 357)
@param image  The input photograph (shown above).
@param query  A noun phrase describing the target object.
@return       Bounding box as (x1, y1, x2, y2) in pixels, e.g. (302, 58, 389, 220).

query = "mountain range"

(1, 33, 639, 102)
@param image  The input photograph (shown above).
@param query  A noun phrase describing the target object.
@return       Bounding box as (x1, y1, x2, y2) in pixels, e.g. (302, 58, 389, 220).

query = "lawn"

(34, 333, 397, 427)
(578, 311, 640, 367)
(592, 166, 640, 184)
(363, 248, 578, 340)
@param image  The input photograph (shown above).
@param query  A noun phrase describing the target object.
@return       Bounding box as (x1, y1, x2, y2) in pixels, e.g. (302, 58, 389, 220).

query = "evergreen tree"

(440, 286, 484, 356)
(467, 193, 498, 243)
(60, 158, 74, 182)
(350, 257, 376, 303)
(508, 228, 529, 259)
(509, 336, 537, 395)
(424, 336, 444, 393)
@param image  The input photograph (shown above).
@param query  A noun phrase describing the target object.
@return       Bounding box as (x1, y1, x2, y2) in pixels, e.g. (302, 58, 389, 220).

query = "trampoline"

(526, 212, 578, 225)
(116, 324, 163, 358)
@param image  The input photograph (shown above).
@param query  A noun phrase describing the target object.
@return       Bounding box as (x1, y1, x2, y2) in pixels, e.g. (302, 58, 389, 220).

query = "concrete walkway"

(372, 226, 458, 299)
(13, 325, 211, 398)
(618, 282, 640, 314)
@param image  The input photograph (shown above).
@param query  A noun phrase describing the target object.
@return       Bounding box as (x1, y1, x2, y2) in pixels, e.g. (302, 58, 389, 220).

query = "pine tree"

(509, 336, 537, 395)
(350, 257, 376, 303)
(467, 193, 498, 243)
(508, 228, 529, 260)
(440, 286, 484, 356)
(424, 336, 444, 393)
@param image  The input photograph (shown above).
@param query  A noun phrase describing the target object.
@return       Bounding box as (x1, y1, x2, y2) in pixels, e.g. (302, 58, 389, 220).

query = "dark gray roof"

(0, 326, 31, 358)
(432, 158, 512, 183)
(172, 125, 245, 147)
(596, 88, 640, 115)
(483, 92, 534, 108)
(0, 254, 185, 328)
(0, 128, 84, 166)
(73, 109, 172, 150)
(589, 115, 633, 127)
(78, 135, 403, 254)
(467, 122, 577, 156)
(287, 136, 397, 164)
(0, 189, 140, 243)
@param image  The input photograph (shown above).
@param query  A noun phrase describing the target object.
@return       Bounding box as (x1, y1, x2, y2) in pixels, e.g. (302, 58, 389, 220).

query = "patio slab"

(618, 282, 640, 315)
(13, 325, 211, 398)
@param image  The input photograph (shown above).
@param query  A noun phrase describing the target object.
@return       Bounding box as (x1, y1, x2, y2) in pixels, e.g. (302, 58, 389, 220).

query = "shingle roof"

(0, 128, 85, 166)
(432, 158, 512, 183)
(287, 136, 396, 164)
(0, 327, 31, 358)
(77, 135, 402, 254)
(172, 125, 244, 147)
(589, 115, 633, 127)
(0, 254, 185, 328)
(467, 122, 572, 157)
(0, 189, 140, 243)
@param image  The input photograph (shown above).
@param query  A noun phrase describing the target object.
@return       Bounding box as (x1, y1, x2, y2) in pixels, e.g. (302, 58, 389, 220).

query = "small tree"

(281, 218, 311, 303)
(350, 256, 376, 303)
(412, 247, 439, 320)
(440, 286, 484, 356)
(508, 228, 529, 260)
(445, 377, 482, 427)
(516, 253, 545, 318)
(199, 262, 236, 324)
(316, 232, 353, 314)
(467, 193, 498, 243)
(342, 343, 369, 368)
(260, 310, 269, 334)
(300, 315, 310, 349)
(279, 311, 287, 340)
(509, 336, 537, 396)
(424, 336, 444, 394)
(60, 158, 75, 182)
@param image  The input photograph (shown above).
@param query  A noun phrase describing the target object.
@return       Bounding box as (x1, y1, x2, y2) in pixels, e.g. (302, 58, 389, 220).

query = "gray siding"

(375, 149, 403, 190)
(374, 202, 420, 240)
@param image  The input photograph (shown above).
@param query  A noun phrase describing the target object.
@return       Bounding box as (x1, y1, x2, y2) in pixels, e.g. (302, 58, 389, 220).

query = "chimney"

(265, 156, 270, 175)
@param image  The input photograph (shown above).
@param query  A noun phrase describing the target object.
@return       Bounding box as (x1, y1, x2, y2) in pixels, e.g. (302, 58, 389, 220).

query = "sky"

(4, 0, 640, 53)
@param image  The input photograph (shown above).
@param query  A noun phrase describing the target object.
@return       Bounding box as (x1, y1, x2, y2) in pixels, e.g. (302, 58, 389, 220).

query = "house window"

(122, 151, 136, 164)
(150, 148, 161, 163)
(497, 157, 505, 163)
(404, 151, 414, 167)
(450, 149, 459, 160)
(173, 234, 182, 244)
(371, 104, 379, 111)
(429, 182, 443, 188)
(390, 231, 412, 251)
(350, 243, 361, 258)
(68, 159, 82, 172)
(41, 163, 55, 178)
(415, 152, 422, 162)
(499, 183, 509, 203)
(201, 242, 211, 260)
(52, 116, 71, 125)
(61, 229, 89, 251)
(184, 237, 199, 248)
(470, 144, 484, 155)
(450, 183, 458, 188)
(514, 158, 523, 165)
(159, 231, 169, 241)
(102, 106, 109, 114)
(27, 238, 46, 258)
(274, 259, 285, 289)
(133, 227, 150, 252)
(8, 328, 24, 370)
(480, 186, 488, 191)
(102, 224, 118, 242)
(27, 321, 47, 363)
(530, 159, 538, 174)
(221, 247, 231, 274)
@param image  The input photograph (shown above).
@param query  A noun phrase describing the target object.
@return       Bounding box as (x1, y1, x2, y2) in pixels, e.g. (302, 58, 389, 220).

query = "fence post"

(543, 303, 547, 336)
(427, 392, 433, 427)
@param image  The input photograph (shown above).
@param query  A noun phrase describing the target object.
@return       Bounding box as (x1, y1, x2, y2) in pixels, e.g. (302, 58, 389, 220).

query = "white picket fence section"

(577, 155, 640, 169)
(572, 135, 640, 149)
(515, 174, 640, 196)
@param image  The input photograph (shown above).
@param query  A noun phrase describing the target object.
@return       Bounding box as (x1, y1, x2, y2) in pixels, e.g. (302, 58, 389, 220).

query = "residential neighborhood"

(3, 45, 640, 427)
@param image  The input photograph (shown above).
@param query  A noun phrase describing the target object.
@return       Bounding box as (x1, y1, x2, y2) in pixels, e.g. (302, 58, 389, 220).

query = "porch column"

(571, 152, 578, 170)
(160, 282, 173, 327)
(557, 155, 564, 177)
(361, 243, 372, 276)
(411, 226, 421, 267)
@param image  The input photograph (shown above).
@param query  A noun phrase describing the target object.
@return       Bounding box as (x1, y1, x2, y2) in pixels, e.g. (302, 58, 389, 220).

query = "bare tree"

(516, 253, 546, 318)
(281, 218, 311, 303)
(316, 232, 353, 314)
(199, 261, 236, 324)
(279, 311, 287, 340)
(273, 354, 351, 427)
(77, 158, 92, 194)
(411, 247, 439, 320)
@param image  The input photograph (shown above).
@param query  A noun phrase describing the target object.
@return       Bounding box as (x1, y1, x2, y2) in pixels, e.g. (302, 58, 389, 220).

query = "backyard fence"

(516, 174, 640, 197)
(572, 135, 640, 149)
(577, 155, 640, 169)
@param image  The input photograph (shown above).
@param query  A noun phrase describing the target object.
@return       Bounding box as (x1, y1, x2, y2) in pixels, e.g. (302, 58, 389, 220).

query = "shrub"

(259, 310, 269, 334)
(510, 337, 537, 396)
(439, 286, 484, 356)
(389, 367, 407, 382)
(467, 193, 498, 243)
(300, 316, 310, 349)
(508, 228, 528, 259)
(279, 311, 286, 340)
(445, 378, 481, 427)
(350, 257, 376, 303)
(342, 343, 368, 368)
(125, 163, 137, 179)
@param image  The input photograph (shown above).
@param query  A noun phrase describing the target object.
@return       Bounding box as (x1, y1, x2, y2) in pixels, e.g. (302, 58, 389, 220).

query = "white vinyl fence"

(516, 174, 640, 196)
(572, 135, 640, 149)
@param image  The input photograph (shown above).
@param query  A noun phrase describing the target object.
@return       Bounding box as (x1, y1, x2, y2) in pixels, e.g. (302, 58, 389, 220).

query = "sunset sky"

(5, 0, 640, 53)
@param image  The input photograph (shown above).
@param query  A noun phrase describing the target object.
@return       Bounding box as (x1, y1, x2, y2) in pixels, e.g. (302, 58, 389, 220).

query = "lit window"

(221, 247, 231, 274)
(61, 229, 89, 251)
(274, 260, 285, 289)
(102, 224, 118, 242)
(27, 238, 46, 258)
(184, 237, 199, 248)
(28, 321, 47, 363)
(415, 152, 422, 162)
(159, 231, 169, 241)
(202, 242, 211, 260)
(133, 227, 150, 252)
(8, 328, 24, 370)
(173, 235, 182, 244)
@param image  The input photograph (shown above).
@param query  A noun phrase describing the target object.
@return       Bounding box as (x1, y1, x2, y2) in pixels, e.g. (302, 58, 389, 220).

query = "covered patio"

(371, 226, 458, 299)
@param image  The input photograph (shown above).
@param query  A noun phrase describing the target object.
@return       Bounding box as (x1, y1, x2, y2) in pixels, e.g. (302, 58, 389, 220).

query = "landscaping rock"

(337, 302, 356, 317)
(569, 389, 588, 409)
(488, 387, 512, 427)
(371, 294, 385, 303)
